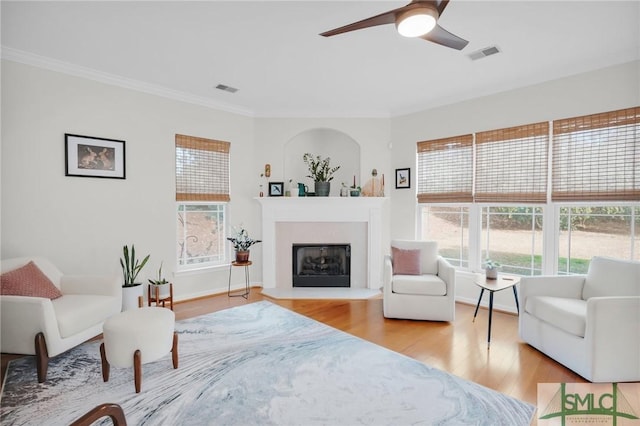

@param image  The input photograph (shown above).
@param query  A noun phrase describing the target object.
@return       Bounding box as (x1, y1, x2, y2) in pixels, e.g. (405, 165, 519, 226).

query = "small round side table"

(228, 261, 251, 299)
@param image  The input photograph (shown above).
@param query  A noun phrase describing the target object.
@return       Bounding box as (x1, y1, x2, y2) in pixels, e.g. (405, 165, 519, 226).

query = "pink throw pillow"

(0, 261, 63, 299)
(392, 247, 422, 275)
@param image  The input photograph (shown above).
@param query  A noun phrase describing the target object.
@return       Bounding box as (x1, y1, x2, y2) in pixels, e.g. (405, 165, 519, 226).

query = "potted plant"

(227, 226, 262, 263)
(148, 261, 171, 299)
(303, 153, 340, 197)
(484, 259, 501, 279)
(120, 244, 150, 311)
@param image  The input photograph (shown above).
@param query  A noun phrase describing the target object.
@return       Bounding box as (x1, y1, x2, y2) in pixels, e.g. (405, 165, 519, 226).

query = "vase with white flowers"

(227, 226, 262, 263)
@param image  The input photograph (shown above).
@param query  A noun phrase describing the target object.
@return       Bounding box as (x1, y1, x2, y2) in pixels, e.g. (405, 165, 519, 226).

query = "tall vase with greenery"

(120, 244, 150, 311)
(303, 153, 340, 197)
(227, 226, 262, 263)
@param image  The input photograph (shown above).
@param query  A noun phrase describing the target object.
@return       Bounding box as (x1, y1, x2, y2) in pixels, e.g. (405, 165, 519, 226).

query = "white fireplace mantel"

(256, 197, 390, 289)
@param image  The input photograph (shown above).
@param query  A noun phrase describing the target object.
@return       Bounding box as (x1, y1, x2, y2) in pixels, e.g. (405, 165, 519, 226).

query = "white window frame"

(419, 201, 640, 276)
(176, 202, 228, 272)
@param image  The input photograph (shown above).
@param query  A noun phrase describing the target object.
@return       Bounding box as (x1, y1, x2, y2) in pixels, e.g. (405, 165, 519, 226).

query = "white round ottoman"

(100, 307, 178, 393)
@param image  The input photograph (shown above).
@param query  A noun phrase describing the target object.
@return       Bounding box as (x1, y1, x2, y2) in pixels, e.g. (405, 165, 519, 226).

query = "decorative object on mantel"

(484, 259, 501, 279)
(269, 182, 284, 196)
(303, 153, 340, 197)
(395, 168, 411, 189)
(264, 163, 271, 178)
(120, 245, 150, 311)
(350, 186, 361, 197)
(297, 183, 308, 197)
(286, 179, 294, 197)
(340, 183, 349, 197)
(362, 168, 385, 197)
(227, 226, 262, 263)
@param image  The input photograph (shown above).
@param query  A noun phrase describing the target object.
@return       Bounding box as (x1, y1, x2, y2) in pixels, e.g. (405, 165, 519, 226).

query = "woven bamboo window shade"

(417, 134, 473, 203)
(475, 122, 549, 203)
(552, 107, 640, 201)
(175, 134, 230, 202)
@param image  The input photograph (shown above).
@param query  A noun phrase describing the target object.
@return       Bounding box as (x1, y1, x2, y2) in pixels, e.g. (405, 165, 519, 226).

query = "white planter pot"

(122, 284, 143, 311)
(150, 283, 171, 299)
(485, 268, 498, 279)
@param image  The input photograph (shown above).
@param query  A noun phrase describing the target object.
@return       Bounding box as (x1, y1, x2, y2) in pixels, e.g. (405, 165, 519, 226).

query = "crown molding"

(1, 46, 255, 117)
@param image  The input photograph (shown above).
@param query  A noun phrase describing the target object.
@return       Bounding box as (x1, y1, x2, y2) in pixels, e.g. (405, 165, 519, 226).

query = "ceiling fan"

(320, 0, 469, 50)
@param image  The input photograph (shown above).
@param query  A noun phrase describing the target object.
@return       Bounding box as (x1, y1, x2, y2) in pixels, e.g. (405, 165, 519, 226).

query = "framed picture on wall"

(269, 182, 284, 197)
(65, 133, 126, 179)
(395, 168, 410, 189)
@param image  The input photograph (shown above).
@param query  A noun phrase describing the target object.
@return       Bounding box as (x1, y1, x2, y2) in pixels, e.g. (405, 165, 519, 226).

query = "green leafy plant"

(484, 259, 501, 270)
(148, 261, 169, 286)
(303, 153, 340, 182)
(120, 244, 150, 287)
(227, 226, 262, 252)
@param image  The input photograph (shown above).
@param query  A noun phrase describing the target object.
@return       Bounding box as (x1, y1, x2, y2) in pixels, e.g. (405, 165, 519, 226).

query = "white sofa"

(1, 257, 121, 382)
(383, 240, 456, 321)
(519, 256, 640, 382)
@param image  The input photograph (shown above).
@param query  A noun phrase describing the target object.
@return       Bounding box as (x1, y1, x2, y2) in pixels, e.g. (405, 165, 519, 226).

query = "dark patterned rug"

(1, 301, 534, 425)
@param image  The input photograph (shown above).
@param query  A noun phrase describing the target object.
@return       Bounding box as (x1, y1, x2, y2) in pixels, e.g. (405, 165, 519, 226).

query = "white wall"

(389, 59, 640, 311)
(1, 60, 255, 299)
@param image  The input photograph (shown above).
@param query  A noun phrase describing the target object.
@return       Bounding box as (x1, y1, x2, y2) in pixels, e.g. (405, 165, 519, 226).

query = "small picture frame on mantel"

(269, 182, 284, 197)
(395, 168, 410, 189)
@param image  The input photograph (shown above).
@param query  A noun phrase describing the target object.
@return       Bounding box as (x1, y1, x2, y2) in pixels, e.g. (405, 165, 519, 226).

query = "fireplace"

(292, 244, 351, 287)
(256, 197, 389, 290)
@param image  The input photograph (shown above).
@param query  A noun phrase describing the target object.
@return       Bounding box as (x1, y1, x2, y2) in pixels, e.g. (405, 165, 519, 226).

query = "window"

(475, 122, 549, 203)
(417, 107, 639, 274)
(177, 204, 226, 267)
(552, 107, 640, 201)
(417, 134, 473, 203)
(420, 206, 469, 268)
(482, 206, 543, 276)
(175, 134, 230, 269)
(558, 205, 639, 274)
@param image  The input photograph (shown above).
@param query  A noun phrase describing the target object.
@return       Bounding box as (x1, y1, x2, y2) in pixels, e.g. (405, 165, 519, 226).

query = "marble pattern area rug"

(1, 301, 535, 425)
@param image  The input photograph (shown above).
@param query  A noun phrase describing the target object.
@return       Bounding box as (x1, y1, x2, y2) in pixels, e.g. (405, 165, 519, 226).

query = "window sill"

(174, 263, 230, 277)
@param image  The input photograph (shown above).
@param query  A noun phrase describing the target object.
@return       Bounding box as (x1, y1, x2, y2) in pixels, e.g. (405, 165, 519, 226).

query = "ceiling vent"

(215, 84, 238, 93)
(468, 46, 501, 61)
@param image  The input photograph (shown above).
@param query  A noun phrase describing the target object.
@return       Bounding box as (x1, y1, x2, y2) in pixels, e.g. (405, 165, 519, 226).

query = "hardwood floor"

(1, 289, 586, 411)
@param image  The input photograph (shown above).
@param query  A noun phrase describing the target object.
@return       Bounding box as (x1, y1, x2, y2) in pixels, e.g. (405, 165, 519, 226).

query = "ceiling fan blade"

(432, 0, 450, 15)
(320, 8, 399, 37)
(420, 23, 469, 50)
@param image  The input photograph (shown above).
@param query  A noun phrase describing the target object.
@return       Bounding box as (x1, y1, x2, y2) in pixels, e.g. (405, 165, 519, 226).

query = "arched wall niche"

(283, 128, 360, 197)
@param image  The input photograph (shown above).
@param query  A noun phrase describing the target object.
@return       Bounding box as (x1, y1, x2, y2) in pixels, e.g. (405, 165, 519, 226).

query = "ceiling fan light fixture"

(396, 7, 438, 38)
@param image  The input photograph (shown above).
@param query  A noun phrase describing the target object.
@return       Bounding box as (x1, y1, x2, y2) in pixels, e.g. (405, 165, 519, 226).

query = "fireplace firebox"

(292, 244, 351, 287)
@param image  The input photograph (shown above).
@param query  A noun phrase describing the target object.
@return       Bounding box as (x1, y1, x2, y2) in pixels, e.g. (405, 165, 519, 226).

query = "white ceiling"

(2, 1, 639, 117)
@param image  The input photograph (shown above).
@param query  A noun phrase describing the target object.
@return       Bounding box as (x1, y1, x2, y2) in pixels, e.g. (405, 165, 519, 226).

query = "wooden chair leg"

(171, 332, 179, 369)
(34, 332, 49, 383)
(100, 343, 110, 382)
(69, 403, 127, 426)
(133, 350, 142, 393)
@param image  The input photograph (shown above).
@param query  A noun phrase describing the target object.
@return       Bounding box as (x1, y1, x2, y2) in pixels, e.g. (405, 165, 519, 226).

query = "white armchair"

(383, 240, 456, 321)
(1, 257, 121, 382)
(519, 256, 640, 382)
